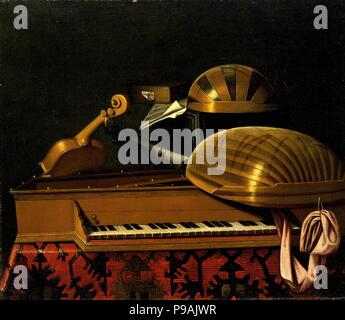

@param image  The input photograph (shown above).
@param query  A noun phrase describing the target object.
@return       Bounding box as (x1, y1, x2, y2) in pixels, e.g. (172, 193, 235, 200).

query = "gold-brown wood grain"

(39, 94, 128, 177)
(186, 127, 345, 208)
(11, 170, 293, 251)
(187, 64, 278, 113)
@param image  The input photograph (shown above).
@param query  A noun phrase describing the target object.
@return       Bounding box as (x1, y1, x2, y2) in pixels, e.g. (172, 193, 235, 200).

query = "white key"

(195, 222, 212, 236)
(200, 222, 220, 236)
(291, 223, 300, 232)
(173, 223, 192, 237)
(146, 224, 164, 236)
(230, 221, 249, 234)
(238, 221, 262, 234)
(114, 225, 129, 238)
(122, 225, 139, 238)
(130, 224, 147, 238)
(139, 224, 154, 238)
(219, 222, 235, 235)
(155, 224, 171, 237)
(255, 221, 276, 233)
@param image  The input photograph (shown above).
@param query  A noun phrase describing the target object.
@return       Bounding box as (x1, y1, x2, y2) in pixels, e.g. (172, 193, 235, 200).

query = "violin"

(39, 94, 128, 177)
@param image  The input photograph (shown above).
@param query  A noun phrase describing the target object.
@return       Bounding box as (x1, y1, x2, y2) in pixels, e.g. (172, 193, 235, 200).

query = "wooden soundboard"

(9, 169, 319, 252)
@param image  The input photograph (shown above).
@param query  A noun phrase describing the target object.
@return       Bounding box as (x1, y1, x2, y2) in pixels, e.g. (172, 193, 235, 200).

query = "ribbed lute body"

(186, 127, 345, 207)
(187, 64, 278, 113)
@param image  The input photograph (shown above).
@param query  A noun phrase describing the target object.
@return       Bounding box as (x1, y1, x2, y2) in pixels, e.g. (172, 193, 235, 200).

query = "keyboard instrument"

(10, 169, 309, 252)
(88, 220, 299, 240)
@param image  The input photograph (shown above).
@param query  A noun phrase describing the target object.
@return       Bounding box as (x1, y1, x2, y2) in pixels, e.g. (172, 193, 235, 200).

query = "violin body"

(39, 94, 128, 177)
(39, 138, 107, 177)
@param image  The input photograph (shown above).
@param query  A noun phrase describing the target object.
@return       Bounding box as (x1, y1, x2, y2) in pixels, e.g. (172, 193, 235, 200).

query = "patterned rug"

(1, 242, 345, 300)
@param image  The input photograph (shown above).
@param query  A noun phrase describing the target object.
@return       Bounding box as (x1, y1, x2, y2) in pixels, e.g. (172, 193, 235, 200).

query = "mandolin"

(39, 94, 128, 177)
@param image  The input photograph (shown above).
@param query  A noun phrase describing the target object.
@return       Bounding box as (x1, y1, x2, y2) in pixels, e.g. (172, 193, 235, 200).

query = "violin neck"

(75, 110, 107, 146)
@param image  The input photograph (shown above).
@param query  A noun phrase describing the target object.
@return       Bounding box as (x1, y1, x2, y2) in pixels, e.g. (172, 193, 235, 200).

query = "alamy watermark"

(313, 5, 328, 30)
(13, 5, 28, 30)
(12, 4, 328, 31)
(313, 265, 328, 290)
(8, 264, 328, 291)
(117, 122, 227, 175)
(13, 265, 28, 290)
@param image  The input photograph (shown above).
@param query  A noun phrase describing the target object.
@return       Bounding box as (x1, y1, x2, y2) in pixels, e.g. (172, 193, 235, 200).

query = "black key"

(260, 219, 275, 226)
(211, 221, 224, 227)
(148, 223, 158, 230)
(220, 221, 233, 227)
(239, 220, 258, 227)
(156, 223, 168, 229)
(131, 224, 143, 230)
(106, 225, 116, 231)
(189, 222, 199, 228)
(181, 222, 198, 228)
(203, 221, 216, 228)
(91, 226, 99, 232)
(181, 222, 192, 228)
(164, 223, 177, 229)
(123, 224, 133, 230)
(98, 226, 107, 231)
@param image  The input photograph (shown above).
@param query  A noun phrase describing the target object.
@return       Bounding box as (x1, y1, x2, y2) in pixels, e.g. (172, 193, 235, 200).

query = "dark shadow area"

(1, 0, 345, 262)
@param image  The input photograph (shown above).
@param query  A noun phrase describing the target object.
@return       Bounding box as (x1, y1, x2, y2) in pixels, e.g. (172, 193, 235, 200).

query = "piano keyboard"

(88, 220, 300, 240)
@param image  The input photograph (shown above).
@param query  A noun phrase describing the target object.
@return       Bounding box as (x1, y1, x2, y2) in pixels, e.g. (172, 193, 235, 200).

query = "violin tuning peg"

(107, 108, 115, 116)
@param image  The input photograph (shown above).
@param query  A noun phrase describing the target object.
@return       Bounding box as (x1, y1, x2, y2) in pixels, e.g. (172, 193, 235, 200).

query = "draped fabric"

(272, 209, 341, 293)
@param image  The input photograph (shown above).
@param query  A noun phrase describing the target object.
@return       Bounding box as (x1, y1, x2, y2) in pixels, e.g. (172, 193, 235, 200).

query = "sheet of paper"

(139, 99, 187, 130)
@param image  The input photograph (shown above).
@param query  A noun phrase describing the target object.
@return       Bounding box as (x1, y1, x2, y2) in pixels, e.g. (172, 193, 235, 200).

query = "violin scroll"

(39, 93, 129, 177)
(111, 94, 128, 115)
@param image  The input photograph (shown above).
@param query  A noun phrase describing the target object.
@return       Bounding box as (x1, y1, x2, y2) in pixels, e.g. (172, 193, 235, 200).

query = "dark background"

(1, 0, 345, 263)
